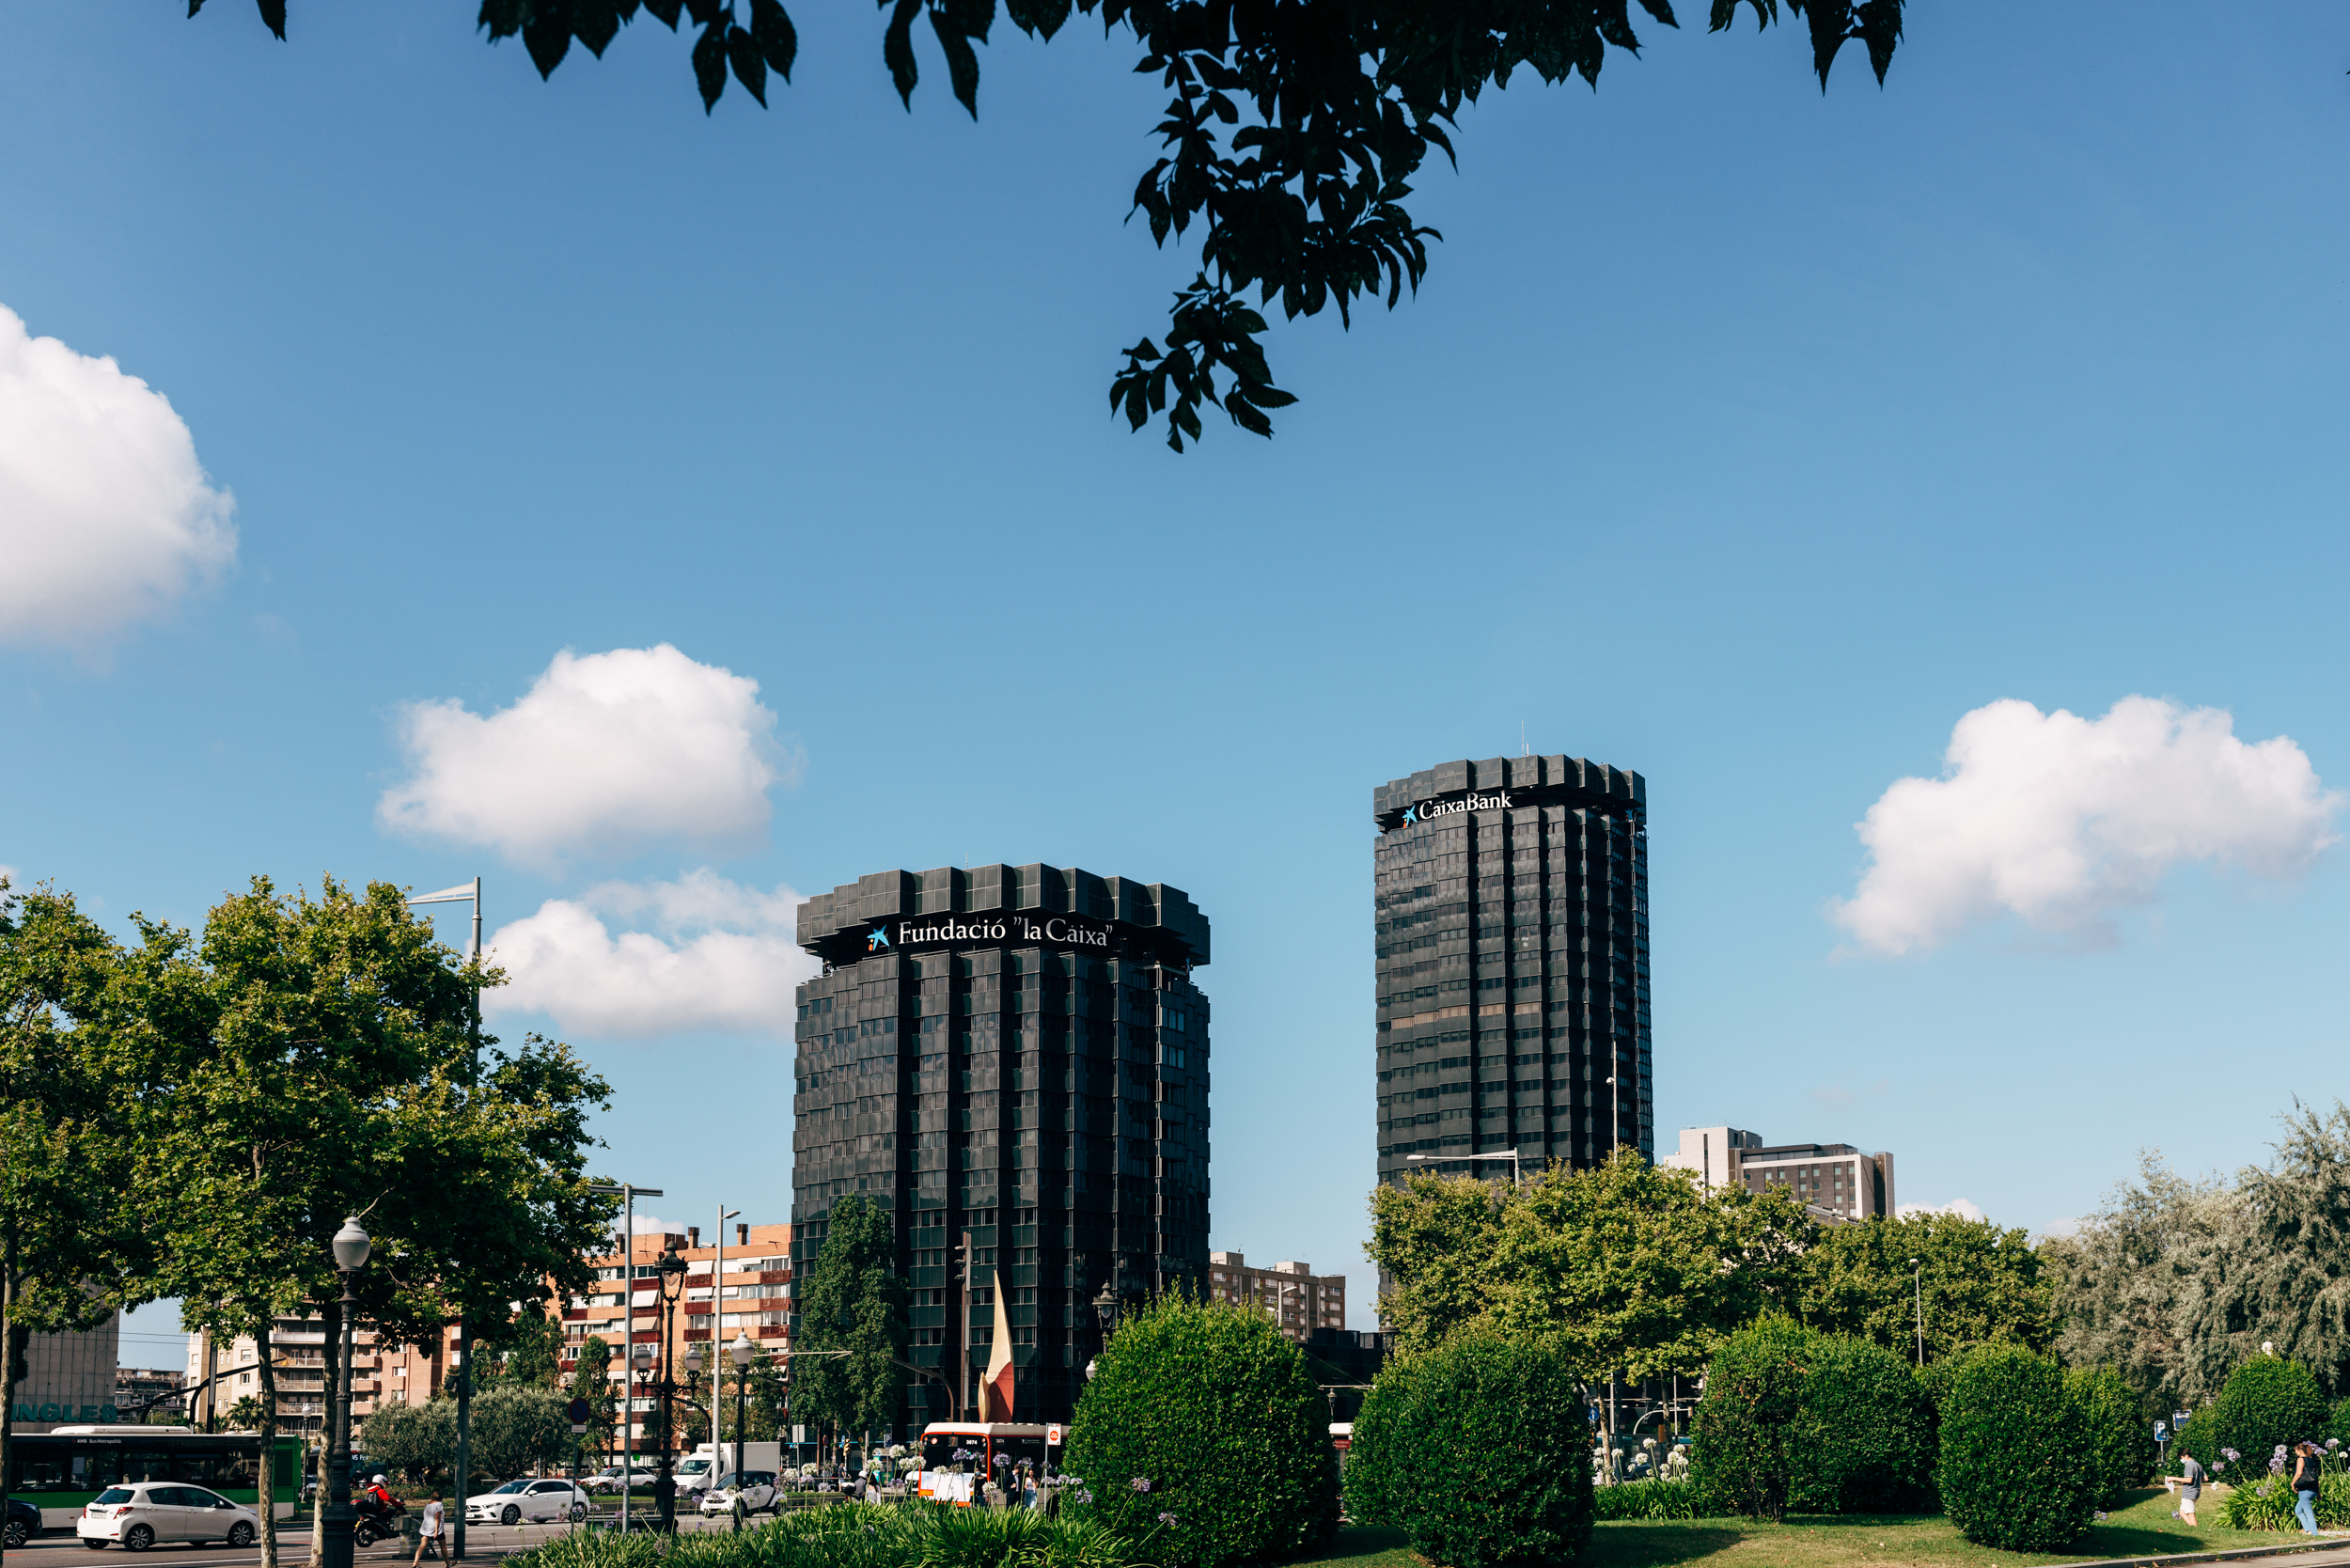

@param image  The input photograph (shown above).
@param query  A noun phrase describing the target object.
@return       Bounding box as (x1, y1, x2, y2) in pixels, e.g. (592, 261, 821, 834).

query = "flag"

(979, 1266, 1015, 1420)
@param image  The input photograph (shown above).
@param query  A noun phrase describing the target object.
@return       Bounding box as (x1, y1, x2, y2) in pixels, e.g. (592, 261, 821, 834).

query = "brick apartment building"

(1206, 1253, 1347, 1341)
(1660, 1126, 1896, 1223)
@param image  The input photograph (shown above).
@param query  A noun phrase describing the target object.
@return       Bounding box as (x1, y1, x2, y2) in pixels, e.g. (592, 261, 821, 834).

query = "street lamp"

(1908, 1258, 1924, 1367)
(1086, 1281, 1120, 1384)
(728, 1333, 756, 1531)
(711, 1203, 741, 1489)
(651, 1244, 694, 1532)
(321, 1217, 370, 1568)
(407, 879, 482, 1559)
(1406, 1148, 1531, 1186)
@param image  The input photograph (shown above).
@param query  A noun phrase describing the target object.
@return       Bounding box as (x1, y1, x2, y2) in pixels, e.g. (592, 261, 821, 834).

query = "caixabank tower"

(1373, 755, 1652, 1186)
(791, 863, 1211, 1429)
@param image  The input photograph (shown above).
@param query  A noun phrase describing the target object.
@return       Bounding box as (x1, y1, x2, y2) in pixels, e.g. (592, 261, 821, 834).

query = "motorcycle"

(352, 1494, 407, 1548)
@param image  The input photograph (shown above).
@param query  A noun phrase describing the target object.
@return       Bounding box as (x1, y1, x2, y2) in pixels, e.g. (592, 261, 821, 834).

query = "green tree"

(572, 1336, 619, 1458)
(117, 876, 615, 1568)
(1368, 1151, 1813, 1388)
(360, 1400, 456, 1482)
(2044, 1153, 2241, 1404)
(791, 1197, 910, 1436)
(224, 1395, 266, 1431)
(466, 1386, 574, 1482)
(494, 1309, 567, 1391)
(0, 882, 145, 1567)
(1798, 1211, 2056, 1362)
(1069, 1295, 1338, 1568)
(180, 0, 1906, 449)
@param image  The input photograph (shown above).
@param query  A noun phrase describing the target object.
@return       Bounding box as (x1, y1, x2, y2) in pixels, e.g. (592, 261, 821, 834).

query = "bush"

(1789, 1336, 1937, 1514)
(1590, 1480, 1697, 1521)
(1935, 1345, 2098, 1551)
(2219, 1470, 2350, 1531)
(2186, 1356, 2331, 1482)
(1066, 1296, 1337, 1568)
(1690, 1317, 1812, 1521)
(504, 1502, 1139, 1568)
(2067, 1367, 2154, 1508)
(1343, 1332, 1593, 1568)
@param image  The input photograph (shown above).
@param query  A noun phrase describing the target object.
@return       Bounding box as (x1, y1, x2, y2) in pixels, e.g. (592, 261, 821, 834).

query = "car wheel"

(499, 1506, 521, 1527)
(85, 1539, 111, 1551)
(228, 1522, 257, 1547)
(570, 1504, 587, 1523)
(123, 1526, 154, 1553)
(4, 1521, 26, 1550)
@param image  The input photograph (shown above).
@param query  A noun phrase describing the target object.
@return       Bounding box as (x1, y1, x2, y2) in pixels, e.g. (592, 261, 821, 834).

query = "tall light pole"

(1406, 1148, 1530, 1186)
(712, 1204, 741, 1482)
(728, 1333, 755, 1533)
(321, 1217, 371, 1568)
(651, 1243, 693, 1532)
(1908, 1258, 1924, 1367)
(587, 1184, 662, 1531)
(406, 880, 481, 1559)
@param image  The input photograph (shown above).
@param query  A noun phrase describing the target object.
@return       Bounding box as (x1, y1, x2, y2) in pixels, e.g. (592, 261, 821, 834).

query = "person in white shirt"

(412, 1493, 445, 1563)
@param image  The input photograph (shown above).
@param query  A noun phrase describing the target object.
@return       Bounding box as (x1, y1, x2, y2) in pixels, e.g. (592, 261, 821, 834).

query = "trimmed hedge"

(1066, 1296, 1337, 1568)
(2067, 1366, 2154, 1508)
(1344, 1333, 1594, 1568)
(503, 1502, 1140, 1568)
(1790, 1335, 1937, 1514)
(2177, 1356, 2330, 1482)
(1690, 1317, 1812, 1521)
(1935, 1345, 2097, 1551)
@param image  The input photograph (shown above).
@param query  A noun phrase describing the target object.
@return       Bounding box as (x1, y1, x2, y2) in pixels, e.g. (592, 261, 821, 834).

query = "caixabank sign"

(1376, 779, 1642, 835)
(811, 908, 1183, 968)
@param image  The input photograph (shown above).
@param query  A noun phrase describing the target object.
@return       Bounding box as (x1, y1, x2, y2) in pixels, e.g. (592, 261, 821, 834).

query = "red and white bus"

(915, 1423, 1052, 1505)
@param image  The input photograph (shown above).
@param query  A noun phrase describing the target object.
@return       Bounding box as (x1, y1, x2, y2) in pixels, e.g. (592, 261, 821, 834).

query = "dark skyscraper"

(791, 863, 1211, 1428)
(1372, 756, 1652, 1186)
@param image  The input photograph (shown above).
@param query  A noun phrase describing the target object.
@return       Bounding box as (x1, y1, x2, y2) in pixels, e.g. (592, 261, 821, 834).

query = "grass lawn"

(1302, 1488, 2340, 1568)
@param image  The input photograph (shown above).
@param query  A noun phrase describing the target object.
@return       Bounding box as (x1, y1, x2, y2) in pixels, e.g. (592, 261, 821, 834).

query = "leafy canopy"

(1368, 1148, 1813, 1373)
(1797, 1209, 2057, 1363)
(184, 0, 1906, 450)
(791, 1196, 912, 1435)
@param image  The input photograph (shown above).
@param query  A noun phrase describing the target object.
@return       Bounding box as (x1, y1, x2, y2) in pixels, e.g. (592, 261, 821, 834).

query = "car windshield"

(492, 1482, 529, 1495)
(95, 1490, 133, 1506)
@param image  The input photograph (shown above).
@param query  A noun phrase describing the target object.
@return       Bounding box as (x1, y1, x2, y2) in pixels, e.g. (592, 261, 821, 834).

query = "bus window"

(922, 1434, 977, 1473)
(171, 1451, 227, 1486)
(122, 1450, 172, 1483)
(992, 1434, 1045, 1471)
(10, 1453, 70, 1493)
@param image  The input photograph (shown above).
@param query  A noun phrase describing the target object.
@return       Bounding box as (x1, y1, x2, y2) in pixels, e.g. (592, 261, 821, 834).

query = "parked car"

(585, 1466, 660, 1495)
(7, 1497, 41, 1550)
(464, 1479, 589, 1527)
(77, 1483, 261, 1551)
(696, 1472, 778, 1518)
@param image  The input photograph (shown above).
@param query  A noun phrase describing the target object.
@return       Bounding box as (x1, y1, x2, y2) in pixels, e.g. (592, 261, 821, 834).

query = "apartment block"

(1206, 1253, 1346, 1342)
(1661, 1125, 1896, 1222)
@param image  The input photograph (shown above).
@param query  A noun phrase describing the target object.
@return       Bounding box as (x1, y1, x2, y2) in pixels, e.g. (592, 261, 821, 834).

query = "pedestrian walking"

(412, 1493, 445, 1565)
(2174, 1451, 2205, 1526)
(2292, 1442, 2324, 1534)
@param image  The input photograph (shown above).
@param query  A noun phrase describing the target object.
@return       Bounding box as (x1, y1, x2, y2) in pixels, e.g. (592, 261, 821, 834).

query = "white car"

(78, 1483, 260, 1551)
(463, 1479, 589, 1526)
(585, 1467, 659, 1495)
(697, 1472, 778, 1517)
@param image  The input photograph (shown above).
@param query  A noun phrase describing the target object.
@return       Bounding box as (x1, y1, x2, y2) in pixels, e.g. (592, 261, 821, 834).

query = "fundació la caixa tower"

(791, 863, 1210, 1428)
(1372, 755, 1652, 1188)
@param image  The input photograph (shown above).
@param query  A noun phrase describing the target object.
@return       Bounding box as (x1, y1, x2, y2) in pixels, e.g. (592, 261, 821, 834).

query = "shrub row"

(2172, 1355, 2330, 1485)
(2219, 1470, 2350, 1530)
(502, 1503, 1137, 1568)
(1687, 1318, 1935, 1520)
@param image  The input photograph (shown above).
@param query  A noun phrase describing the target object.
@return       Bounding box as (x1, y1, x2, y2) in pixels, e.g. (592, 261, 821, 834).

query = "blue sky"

(6, 2, 2347, 1368)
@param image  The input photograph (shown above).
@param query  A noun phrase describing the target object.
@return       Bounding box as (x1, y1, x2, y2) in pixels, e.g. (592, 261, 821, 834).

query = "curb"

(2064, 1537, 2350, 1568)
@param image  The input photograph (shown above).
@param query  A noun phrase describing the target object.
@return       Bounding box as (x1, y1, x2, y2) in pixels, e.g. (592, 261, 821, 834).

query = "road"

(14, 1513, 786, 1568)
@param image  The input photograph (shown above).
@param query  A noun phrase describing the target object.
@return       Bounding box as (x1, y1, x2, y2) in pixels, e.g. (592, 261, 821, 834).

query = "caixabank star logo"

(867, 924, 891, 951)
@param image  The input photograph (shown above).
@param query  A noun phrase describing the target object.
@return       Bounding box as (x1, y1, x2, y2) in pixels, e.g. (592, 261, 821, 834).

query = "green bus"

(7, 1429, 301, 1529)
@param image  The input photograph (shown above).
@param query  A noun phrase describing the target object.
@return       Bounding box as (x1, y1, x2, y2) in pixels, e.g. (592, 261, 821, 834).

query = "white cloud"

(1833, 697, 2342, 955)
(378, 646, 794, 869)
(627, 1213, 680, 1236)
(0, 305, 235, 649)
(483, 870, 815, 1039)
(1897, 1199, 1988, 1222)
(2038, 1216, 2083, 1241)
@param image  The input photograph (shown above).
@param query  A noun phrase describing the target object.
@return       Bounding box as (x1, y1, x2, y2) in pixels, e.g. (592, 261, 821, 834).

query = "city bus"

(7, 1429, 301, 1530)
(915, 1423, 1050, 1505)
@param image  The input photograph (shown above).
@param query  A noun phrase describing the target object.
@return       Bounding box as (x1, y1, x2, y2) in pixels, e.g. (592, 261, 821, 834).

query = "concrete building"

(112, 1367, 185, 1418)
(8, 1322, 121, 1431)
(1661, 1126, 1896, 1222)
(188, 1314, 387, 1442)
(1207, 1253, 1346, 1342)
(1375, 756, 1653, 1184)
(556, 1222, 794, 1456)
(793, 863, 1213, 1429)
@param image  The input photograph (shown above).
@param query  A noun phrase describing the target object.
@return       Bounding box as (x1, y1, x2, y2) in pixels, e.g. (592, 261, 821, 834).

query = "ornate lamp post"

(1084, 1281, 1120, 1383)
(728, 1333, 755, 1531)
(651, 1243, 694, 1532)
(321, 1217, 371, 1568)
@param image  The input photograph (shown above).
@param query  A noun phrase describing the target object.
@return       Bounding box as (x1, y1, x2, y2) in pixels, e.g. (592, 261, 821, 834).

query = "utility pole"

(588, 1183, 664, 1532)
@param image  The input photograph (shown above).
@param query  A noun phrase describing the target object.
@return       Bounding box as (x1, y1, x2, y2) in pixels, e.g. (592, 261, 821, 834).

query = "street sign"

(2154, 1422, 2169, 1440)
(791, 1425, 806, 1444)
(2174, 1409, 2193, 1428)
(1046, 1424, 1063, 1447)
(571, 1424, 588, 1435)
(568, 1398, 592, 1423)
